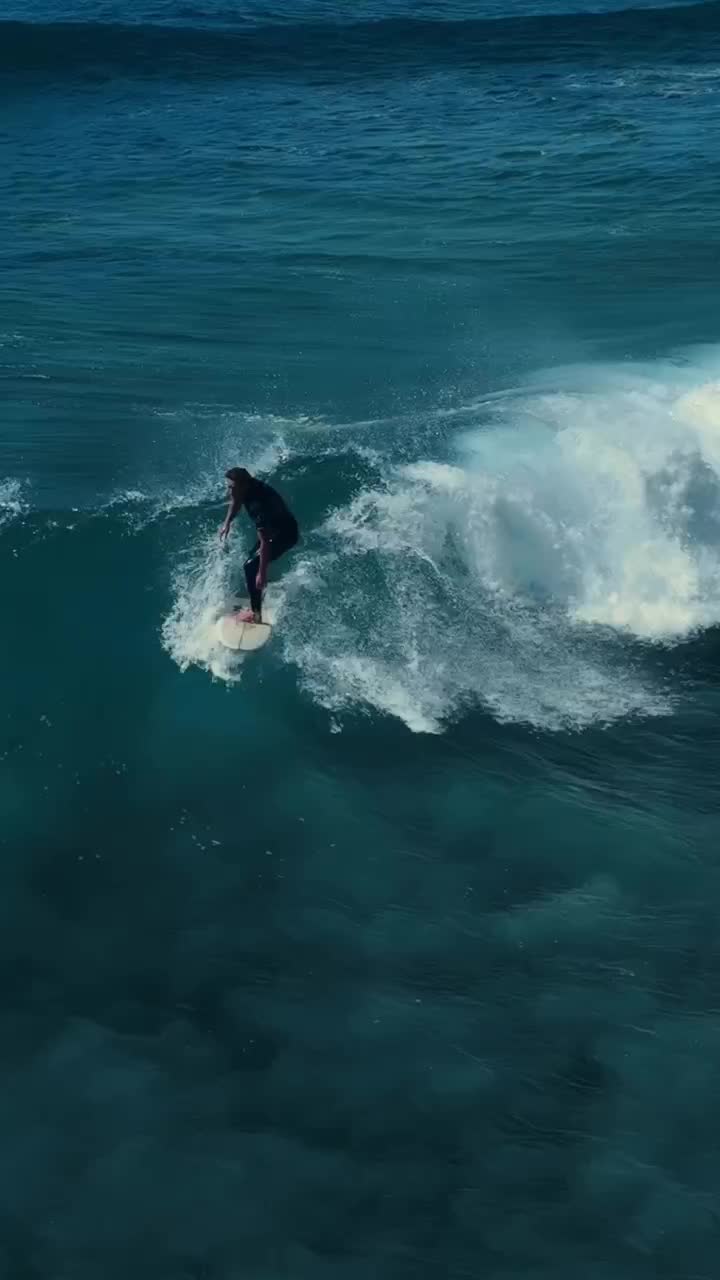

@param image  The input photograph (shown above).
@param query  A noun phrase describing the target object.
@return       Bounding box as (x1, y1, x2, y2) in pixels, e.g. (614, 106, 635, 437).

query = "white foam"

(161, 532, 285, 682)
(279, 357, 720, 732)
(161, 534, 238, 681)
(0, 479, 28, 529)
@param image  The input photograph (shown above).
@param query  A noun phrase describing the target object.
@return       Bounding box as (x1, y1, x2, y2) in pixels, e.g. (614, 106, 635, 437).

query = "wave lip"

(277, 361, 720, 733)
(3, 2, 720, 79)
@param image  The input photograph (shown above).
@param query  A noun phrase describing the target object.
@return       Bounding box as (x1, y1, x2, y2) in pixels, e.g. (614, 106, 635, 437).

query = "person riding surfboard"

(220, 467, 299, 624)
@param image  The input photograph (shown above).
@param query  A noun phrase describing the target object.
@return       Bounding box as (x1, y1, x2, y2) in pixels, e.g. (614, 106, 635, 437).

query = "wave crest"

(4, 2, 719, 81)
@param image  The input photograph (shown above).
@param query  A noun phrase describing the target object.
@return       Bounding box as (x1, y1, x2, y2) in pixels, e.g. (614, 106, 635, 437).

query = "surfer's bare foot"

(234, 608, 255, 623)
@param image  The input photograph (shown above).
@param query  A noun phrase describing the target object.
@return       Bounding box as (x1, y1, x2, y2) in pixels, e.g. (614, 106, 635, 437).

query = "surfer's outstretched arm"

(220, 494, 241, 542)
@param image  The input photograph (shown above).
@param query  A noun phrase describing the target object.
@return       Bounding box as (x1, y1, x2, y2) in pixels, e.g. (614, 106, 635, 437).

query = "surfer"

(220, 467, 299, 623)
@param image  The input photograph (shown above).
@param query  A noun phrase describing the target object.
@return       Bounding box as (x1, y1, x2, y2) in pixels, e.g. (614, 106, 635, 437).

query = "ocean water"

(3, 0, 720, 1273)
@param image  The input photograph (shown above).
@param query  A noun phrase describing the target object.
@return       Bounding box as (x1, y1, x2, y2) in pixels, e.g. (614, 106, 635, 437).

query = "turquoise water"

(3, 1, 720, 1274)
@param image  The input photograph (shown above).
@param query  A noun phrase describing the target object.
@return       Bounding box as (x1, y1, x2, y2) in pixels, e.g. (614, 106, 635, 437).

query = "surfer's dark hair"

(226, 466, 251, 483)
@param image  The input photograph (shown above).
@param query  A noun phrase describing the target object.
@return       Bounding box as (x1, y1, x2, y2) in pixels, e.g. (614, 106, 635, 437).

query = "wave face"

(6, 354, 719, 736)
(158, 356, 720, 732)
(3, 3, 720, 81)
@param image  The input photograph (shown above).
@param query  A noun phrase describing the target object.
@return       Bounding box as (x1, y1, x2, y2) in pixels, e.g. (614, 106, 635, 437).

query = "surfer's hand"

(219, 523, 230, 542)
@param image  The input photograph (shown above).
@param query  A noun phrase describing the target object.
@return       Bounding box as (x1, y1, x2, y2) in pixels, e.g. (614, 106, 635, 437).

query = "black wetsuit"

(243, 478, 299, 613)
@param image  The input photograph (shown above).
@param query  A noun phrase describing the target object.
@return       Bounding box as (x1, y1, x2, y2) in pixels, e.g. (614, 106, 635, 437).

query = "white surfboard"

(216, 611, 272, 653)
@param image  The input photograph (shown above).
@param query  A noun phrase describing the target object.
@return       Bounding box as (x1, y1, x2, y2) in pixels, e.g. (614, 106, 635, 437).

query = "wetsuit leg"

(243, 542, 262, 614)
(244, 522, 299, 615)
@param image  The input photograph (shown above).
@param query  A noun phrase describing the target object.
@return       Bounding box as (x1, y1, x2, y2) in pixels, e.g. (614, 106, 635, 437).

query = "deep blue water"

(3, 0, 720, 1275)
